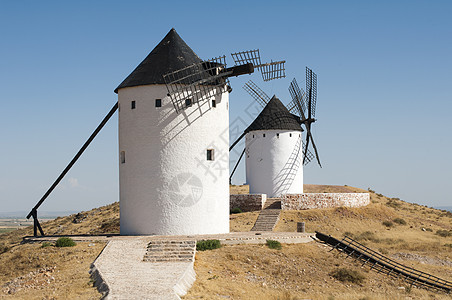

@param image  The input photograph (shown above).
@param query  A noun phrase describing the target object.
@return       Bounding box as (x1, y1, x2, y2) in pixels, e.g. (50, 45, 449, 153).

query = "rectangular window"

(131, 101, 136, 109)
(155, 99, 162, 107)
(277, 133, 280, 138)
(120, 151, 125, 164)
(263, 133, 266, 137)
(185, 98, 192, 107)
(212, 99, 216, 107)
(207, 149, 214, 161)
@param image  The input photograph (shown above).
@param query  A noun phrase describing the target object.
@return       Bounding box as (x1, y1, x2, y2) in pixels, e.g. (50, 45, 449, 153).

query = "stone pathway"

(90, 238, 196, 299)
(26, 232, 315, 299)
(251, 209, 281, 231)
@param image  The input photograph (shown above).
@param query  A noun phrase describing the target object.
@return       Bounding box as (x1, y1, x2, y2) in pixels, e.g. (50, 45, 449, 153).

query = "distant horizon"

(1, 205, 451, 218)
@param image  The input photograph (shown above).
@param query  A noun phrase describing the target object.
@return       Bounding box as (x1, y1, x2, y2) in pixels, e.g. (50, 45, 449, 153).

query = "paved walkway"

(25, 232, 315, 299)
(91, 237, 196, 299)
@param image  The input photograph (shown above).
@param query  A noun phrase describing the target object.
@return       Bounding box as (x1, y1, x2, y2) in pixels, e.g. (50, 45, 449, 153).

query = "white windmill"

(229, 71, 321, 198)
(26, 29, 286, 236)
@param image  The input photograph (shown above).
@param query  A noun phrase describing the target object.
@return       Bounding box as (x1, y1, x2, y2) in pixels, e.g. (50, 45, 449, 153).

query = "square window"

(131, 101, 136, 109)
(185, 98, 192, 107)
(155, 99, 162, 107)
(207, 149, 214, 161)
(212, 99, 216, 107)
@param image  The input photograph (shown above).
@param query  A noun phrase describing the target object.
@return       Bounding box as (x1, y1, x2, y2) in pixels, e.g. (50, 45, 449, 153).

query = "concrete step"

(143, 240, 196, 263)
(251, 209, 281, 232)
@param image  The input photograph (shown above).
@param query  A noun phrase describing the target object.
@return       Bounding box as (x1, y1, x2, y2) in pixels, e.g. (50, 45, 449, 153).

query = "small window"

(185, 98, 192, 107)
(131, 101, 136, 109)
(290, 133, 292, 137)
(212, 99, 216, 107)
(155, 99, 162, 107)
(207, 149, 214, 161)
(263, 133, 266, 137)
(120, 151, 125, 164)
(277, 133, 280, 138)
(299, 134, 301, 137)
(252, 134, 255, 138)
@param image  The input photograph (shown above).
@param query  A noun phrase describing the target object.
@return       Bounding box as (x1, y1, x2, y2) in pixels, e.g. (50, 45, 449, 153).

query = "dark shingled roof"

(245, 96, 303, 133)
(114, 28, 202, 93)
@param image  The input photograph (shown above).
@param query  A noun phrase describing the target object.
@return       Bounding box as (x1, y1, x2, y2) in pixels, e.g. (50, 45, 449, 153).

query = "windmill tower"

(229, 69, 321, 198)
(25, 30, 285, 237)
(244, 96, 304, 197)
(115, 29, 233, 235)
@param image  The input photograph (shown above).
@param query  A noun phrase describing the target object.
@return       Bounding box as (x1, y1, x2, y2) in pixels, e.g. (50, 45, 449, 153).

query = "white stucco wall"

(118, 84, 229, 235)
(245, 130, 303, 197)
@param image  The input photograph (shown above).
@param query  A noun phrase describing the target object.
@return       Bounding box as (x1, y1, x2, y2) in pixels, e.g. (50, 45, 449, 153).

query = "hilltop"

(0, 185, 451, 299)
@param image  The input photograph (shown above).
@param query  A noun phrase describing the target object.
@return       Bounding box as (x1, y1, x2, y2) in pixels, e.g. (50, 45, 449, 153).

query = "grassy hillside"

(0, 203, 119, 299)
(0, 185, 451, 299)
(190, 185, 452, 299)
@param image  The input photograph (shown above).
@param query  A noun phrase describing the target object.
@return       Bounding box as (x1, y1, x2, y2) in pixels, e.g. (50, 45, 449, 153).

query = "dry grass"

(186, 184, 452, 299)
(230, 185, 249, 195)
(1, 185, 451, 299)
(0, 242, 104, 299)
(0, 203, 119, 299)
(184, 243, 450, 300)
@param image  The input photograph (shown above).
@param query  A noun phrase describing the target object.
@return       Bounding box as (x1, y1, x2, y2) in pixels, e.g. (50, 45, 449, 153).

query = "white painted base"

(246, 130, 303, 197)
(118, 85, 229, 235)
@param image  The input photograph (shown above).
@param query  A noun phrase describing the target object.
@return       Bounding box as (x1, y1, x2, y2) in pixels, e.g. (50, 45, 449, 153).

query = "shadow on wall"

(158, 89, 224, 148)
(272, 134, 302, 196)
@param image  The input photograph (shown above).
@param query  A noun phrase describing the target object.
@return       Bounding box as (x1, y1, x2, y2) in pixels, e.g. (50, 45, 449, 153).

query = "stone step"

(251, 209, 281, 232)
(143, 240, 196, 263)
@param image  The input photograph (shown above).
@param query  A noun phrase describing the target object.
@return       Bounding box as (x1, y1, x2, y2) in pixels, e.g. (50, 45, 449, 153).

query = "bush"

(393, 218, 407, 225)
(55, 237, 76, 247)
(386, 199, 401, 208)
(266, 239, 282, 250)
(0, 243, 9, 254)
(196, 239, 221, 251)
(343, 231, 354, 238)
(230, 207, 243, 214)
(355, 231, 380, 243)
(435, 230, 452, 237)
(330, 268, 365, 284)
(41, 242, 52, 248)
(382, 220, 394, 228)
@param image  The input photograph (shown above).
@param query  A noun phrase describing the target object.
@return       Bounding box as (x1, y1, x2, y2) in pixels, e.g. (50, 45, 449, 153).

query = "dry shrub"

(393, 218, 407, 225)
(355, 231, 380, 243)
(330, 268, 365, 284)
(382, 220, 394, 228)
(0, 243, 10, 254)
(436, 230, 452, 237)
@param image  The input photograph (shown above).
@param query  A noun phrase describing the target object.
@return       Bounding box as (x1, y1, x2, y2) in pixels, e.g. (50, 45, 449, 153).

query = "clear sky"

(0, 1, 451, 214)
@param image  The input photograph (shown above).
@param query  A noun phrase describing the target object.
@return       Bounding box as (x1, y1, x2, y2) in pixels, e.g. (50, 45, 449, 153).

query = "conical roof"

(115, 28, 202, 93)
(245, 96, 303, 133)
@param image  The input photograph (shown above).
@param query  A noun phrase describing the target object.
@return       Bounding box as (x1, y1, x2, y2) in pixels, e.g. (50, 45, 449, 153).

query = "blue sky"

(0, 1, 451, 214)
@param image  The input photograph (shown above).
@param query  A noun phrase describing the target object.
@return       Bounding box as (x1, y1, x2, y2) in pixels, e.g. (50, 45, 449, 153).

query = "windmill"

(229, 67, 320, 197)
(25, 28, 288, 236)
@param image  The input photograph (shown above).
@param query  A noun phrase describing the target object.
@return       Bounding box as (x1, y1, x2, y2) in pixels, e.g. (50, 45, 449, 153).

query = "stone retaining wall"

(281, 193, 370, 210)
(230, 194, 267, 212)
